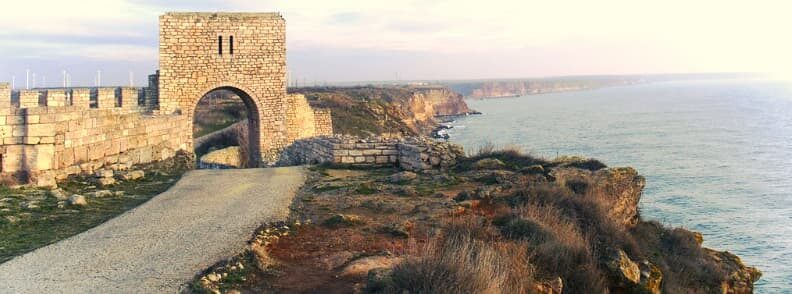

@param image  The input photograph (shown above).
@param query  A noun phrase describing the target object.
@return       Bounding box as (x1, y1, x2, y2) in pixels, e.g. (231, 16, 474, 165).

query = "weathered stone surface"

(67, 195, 88, 206)
(119, 170, 145, 181)
(340, 256, 402, 278)
(277, 135, 463, 172)
(551, 167, 645, 227)
(48, 189, 69, 201)
(94, 177, 116, 187)
(93, 190, 114, 198)
(472, 158, 506, 170)
(387, 171, 417, 183)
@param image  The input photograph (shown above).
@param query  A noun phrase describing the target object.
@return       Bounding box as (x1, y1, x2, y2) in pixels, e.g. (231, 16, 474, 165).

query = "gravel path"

(0, 167, 305, 293)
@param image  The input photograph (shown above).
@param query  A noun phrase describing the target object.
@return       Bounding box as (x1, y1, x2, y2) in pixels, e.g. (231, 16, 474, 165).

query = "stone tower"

(158, 12, 289, 164)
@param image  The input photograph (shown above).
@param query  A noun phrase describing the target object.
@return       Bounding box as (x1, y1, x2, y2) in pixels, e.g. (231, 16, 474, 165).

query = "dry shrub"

(386, 222, 535, 294)
(631, 221, 727, 292)
(458, 143, 548, 172)
(508, 183, 642, 258)
(493, 204, 607, 292)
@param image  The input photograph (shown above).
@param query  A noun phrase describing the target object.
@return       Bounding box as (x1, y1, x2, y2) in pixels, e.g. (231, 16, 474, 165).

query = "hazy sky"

(1, 0, 791, 87)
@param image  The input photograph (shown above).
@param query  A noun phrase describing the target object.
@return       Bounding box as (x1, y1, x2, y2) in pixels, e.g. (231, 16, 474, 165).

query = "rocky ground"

(189, 149, 761, 293)
(0, 152, 192, 263)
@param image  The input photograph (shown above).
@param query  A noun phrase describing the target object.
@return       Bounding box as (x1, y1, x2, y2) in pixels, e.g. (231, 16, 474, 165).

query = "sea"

(445, 78, 792, 293)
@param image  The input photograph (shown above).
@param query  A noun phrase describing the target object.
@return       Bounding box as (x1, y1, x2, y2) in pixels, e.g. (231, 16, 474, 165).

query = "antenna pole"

(26, 69, 30, 89)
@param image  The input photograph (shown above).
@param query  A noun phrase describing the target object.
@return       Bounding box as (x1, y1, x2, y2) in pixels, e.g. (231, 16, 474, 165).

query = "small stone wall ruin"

(278, 135, 464, 172)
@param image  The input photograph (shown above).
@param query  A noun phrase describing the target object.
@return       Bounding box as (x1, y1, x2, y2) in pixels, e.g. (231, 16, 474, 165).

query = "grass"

(383, 220, 534, 294)
(0, 155, 190, 263)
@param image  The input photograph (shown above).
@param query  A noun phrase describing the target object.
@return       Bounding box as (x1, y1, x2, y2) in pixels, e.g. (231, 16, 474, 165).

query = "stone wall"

(278, 135, 463, 172)
(285, 94, 332, 142)
(0, 87, 188, 186)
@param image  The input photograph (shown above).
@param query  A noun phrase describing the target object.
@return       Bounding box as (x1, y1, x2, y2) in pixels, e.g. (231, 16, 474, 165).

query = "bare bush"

(386, 224, 535, 294)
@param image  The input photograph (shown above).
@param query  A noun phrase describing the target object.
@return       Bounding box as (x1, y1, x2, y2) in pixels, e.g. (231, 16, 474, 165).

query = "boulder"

(93, 190, 114, 198)
(387, 171, 418, 183)
(95, 169, 114, 178)
(119, 170, 145, 181)
(534, 277, 564, 294)
(472, 158, 506, 170)
(366, 268, 395, 293)
(21, 201, 40, 210)
(606, 250, 641, 285)
(67, 194, 88, 207)
(323, 214, 364, 228)
(706, 248, 762, 293)
(605, 249, 663, 293)
(199, 146, 243, 169)
(94, 177, 116, 187)
(340, 256, 402, 278)
(48, 189, 69, 201)
(320, 251, 354, 270)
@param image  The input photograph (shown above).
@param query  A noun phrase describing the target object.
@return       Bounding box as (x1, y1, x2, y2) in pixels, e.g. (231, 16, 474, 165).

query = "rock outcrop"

(291, 86, 473, 137)
(199, 146, 243, 169)
(551, 166, 645, 227)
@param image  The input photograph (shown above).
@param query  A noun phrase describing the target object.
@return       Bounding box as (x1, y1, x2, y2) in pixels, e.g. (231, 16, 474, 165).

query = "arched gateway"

(159, 12, 328, 165)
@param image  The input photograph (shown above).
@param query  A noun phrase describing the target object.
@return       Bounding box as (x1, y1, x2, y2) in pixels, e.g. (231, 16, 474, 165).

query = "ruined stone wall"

(313, 109, 333, 135)
(278, 135, 463, 172)
(0, 83, 9, 110)
(284, 94, 332, 142)
(159, 12, 288, 164)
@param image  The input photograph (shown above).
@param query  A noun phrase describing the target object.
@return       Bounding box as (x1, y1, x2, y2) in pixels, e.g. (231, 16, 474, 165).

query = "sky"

(1, 0, 792, 87)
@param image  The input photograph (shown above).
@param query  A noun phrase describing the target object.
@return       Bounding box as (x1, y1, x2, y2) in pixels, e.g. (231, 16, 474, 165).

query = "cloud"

(326, 12, 362, 25)
(2, 0, 792, 85)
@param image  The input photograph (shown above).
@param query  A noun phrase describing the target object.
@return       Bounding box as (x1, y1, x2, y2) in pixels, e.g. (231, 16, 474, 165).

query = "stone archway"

(157, 12, 290, 165)
(191, 86, 262, 167)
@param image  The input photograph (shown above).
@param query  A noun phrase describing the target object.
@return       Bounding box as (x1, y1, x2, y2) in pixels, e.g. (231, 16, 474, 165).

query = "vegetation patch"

(0, 153, 190, 263)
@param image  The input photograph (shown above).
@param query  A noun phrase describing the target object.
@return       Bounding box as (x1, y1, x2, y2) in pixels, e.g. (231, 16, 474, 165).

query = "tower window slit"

(230, 36, 234, 55)
(218, 36, 223, 55)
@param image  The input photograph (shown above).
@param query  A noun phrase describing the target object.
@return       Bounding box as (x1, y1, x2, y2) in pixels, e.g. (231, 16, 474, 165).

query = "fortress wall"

(97, 87, 117, 108)
(120, 87, 140, 111)
(46, 89, 69, 107)
(72, 88, 91, 108)
(19, 90, 40, 108)
(0, 101, 189, 186)
(0, 83, 9, 110)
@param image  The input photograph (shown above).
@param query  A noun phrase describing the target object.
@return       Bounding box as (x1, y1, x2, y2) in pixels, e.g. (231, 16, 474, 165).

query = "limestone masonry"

(0, 12, 332, 186)
(278, 135, 464, 172)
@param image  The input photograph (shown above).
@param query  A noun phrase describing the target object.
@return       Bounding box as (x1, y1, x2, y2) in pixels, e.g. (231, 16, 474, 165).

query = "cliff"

(191, 146, 761, 294)
(447, 77, 642, 99)
(291, 86, 473, 137)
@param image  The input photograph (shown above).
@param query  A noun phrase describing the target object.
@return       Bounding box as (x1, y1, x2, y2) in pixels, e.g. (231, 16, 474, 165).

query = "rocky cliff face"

(447, 77, 642, 99)
(292, 86, 472, 137)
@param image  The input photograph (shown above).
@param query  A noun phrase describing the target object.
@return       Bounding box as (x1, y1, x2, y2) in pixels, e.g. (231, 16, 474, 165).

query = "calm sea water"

(446, 78, 792, 292)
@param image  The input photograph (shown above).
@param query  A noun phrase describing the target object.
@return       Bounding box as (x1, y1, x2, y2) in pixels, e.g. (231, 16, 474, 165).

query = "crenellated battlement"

(4, 86, 156, 112)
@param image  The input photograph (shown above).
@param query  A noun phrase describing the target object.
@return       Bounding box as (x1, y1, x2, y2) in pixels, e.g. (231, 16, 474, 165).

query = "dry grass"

(385, 220, 535, 294)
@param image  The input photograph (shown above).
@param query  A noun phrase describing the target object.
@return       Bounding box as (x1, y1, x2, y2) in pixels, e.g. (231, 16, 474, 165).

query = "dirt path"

(0, 167, 305, 293)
